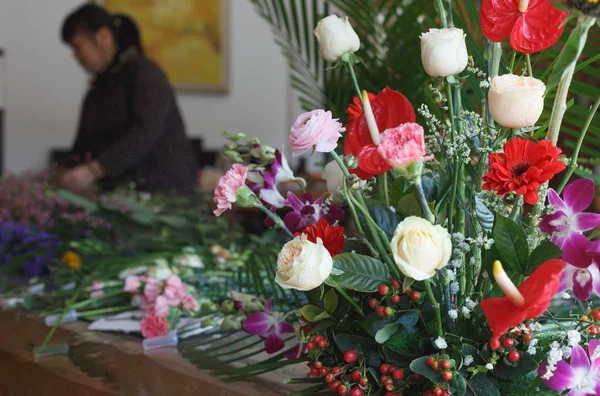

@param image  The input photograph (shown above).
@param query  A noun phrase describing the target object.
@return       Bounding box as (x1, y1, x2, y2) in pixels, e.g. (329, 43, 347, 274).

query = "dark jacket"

(71, 50, 198, 195)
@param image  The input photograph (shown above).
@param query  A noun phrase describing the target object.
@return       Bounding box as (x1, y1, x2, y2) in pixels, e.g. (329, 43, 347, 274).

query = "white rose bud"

(420, 28, 468, 77)
(314, 15, 360, 62)
(391, 216, 452, 281)
(275, 234, 333, 291)
(488, 74, 546, 129)
(324, 160, 344, 195)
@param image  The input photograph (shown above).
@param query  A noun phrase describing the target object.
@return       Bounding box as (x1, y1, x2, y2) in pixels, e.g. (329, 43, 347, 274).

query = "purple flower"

(285, 343, 307, 360)
(540, 178, 600, 248)
(0, 222, 61, 276)
(538, 339, 600, 395)
(279, 192, 344, 234)
(558, 233, 600, 300)
(241, 297, 294, 354)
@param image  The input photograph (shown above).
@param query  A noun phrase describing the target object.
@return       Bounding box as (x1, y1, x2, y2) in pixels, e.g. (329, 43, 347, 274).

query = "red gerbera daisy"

(295, 219, 345, 256)
(480, 0, 569, 54)
(480, 259, 565, 344)
(344, 87, 416, 180)
(482, 138, 566, 205)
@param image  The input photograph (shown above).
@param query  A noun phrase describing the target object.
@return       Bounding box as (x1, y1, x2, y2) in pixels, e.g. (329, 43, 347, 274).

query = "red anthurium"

(480, 259, 566, 343)
(344, 87, 416, 180)
(295, 219, 345, 256)
(480, 0, 570, 54)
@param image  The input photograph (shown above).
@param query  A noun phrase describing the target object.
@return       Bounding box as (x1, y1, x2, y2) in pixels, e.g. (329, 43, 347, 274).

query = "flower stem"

(446, 82, 458, 235)
(435, 0, 448, 28)
(256, 202, 294, 239)
(525, 54, 533, 77)
(556, 93, 600, 194)
(41, 280, 87, 348)
(425, 280, 444, 339)
(78, 305, 137, 318)
(415, 176, 435, 224)
(330, 279, 365, 318)
(510, 195, 524, 221)
(345, 60, 363, 102)
(380, 174, 390, 209)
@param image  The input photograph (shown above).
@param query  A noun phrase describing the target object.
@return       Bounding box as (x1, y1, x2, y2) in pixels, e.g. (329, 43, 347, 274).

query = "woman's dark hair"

(112, 14, 144, 54)
(61, 3, 115, 44)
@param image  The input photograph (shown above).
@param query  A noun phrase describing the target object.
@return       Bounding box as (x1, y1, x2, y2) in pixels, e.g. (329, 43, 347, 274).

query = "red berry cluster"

(322, 353, 367, 396)
(489, 336, 521, 363)
(378, 363, 407, 395)
(584, 309, 600, 336)
(426, 356, 454, 383)
(371, 281, 420, 318)
(424, 387, 453, 396)
(306, 334, 329, 351)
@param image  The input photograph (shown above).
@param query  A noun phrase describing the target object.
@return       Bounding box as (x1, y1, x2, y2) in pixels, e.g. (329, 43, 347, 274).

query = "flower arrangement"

(213, 1, 600, 395)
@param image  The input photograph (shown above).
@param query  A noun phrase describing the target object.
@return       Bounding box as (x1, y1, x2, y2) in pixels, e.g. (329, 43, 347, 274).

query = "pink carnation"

(140, 313, 169, 338)
(124, 276, 141, 294)
(213, 164, 248, 216)
(377, 123, 434, 168)
(163, 279, 187, 306)
(288, 110, 344, 157)
(143, 278, 162, 303)
(182, 294, 199, 312)
(154, 296, 169, 317)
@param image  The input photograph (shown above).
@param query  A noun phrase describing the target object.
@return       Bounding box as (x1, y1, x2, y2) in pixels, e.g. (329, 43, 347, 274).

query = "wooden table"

(0, 311, 309, 396)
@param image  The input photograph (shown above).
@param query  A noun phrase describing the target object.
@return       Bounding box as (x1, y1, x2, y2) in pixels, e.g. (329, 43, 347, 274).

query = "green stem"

(446, 82, 457, 235)
(41, 280, 87, 348)
(556, 93, 600, 194)
(380, 174, 390, 209)
(435, 0, 448, 28)
(425, 280, 444, 340)
(509, 52, 517, 73)
(510, 195, 524, 221)
(256, 202, 294, 239)
(78, 305, 137, 318)
(525, 54, 533, 77)
(443, 283, 455, 332)
(415, 176, 435, 224)
(345, 59, 362, 101)
(330, 279, 364, 318)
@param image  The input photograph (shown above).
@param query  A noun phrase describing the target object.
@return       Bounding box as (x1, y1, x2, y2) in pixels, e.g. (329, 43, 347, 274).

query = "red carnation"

(482, 138, 566, 205)
(480, 259, 565, 344)
(295, 219, 345, 256)
(344, 88, 416, 180)
(480, 0, 569, 54)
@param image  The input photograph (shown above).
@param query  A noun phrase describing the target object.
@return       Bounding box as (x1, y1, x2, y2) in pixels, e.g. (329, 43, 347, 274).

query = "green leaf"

(398, 193, 423, 218)
(490, 353, 538, 380)
(323, 289, 338, 314)
(325, 253, 392, 293)
(389, 178, 409, 208)
(300, 305, 329, 322)
(397, 311, 419, 332)
(491, 215, 529, 272)
(156, 215, 190, 228)
(409, 356, 444, 384)
(525, 241, 562, 275)
(362, 312, 398, 338)
(375, 323, 400, 344)
(451, 374, 467, 396)
(367, 203, 401, 241)
(462, 345, 486, 367)
(475, 193, 495, 233)
(334, 334, 378, 355)
(466, 374, 501, 396)
(56, 189, 100, 212)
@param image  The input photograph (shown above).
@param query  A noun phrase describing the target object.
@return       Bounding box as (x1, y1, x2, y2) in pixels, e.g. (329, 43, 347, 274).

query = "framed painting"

(101, 0, 229, 93)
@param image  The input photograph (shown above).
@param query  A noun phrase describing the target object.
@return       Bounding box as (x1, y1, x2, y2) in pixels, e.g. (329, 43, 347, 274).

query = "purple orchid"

(279, 192, 344, 234)
(241, 297, 295, 354)
(540, 178, 600, 248)
(247, 150, 306, 208)
(558, 233, 600, 300)
(285, 343, 307, 360)
(538, 339, 600, 395)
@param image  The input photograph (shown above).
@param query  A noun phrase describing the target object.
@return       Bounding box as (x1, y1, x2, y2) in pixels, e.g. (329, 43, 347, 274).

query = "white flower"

(420, 28, 468, 77)
(434, 337, 448, 349)
(147, 259, 173, 281)
(448, 309, 458, 319)
(485, 363, 494, 370)
(561, 292, 571, 299)
(390, 216, 452, 281)
(314, 15, 360, 62)
(567, 330, 581, 347)
(465, 297, 477, 310)
(173, 254, 205, 269)
(275, 234, 333, 291)
(450, 282, 460, 294)
(461, 306, 471, 319)
(527, 339, 538, 355)
(532, 323, 543, 332)
(488, 74, 545, 129)
(464, 355, 474, 366)
(323, 160, 344, 196)
(561, 346, 573, 359)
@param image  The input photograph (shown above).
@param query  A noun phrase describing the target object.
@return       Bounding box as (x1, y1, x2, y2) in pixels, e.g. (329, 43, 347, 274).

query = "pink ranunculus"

(288, 110, 345, 157)
(213, 164, 249, 216)
(377, 123, 434, 168)
(182, 294, 199, 312)
(139, 312, 169, 338)
(143, 278, 162, 303)
(154, 296, 169, 317)
(124, 276, 141, 294)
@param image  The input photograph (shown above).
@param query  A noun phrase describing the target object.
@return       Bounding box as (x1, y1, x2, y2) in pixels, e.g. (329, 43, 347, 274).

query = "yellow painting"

(103, 0, 228, 92)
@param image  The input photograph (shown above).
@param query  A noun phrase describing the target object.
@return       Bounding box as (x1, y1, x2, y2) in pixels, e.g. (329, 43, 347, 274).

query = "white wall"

(2, 1, 290, 173)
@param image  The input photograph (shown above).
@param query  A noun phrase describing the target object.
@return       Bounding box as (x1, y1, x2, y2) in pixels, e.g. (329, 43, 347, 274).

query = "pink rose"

(143, 278, 162, 303)
(182, 294, 199, 312)
(213, 164, 248, 216)
(377, 123, 434, 168)
(139, 313, 169, 339)
(288, 110, 345, 157)
(124, 276, 141, 294)
(154, 296, 169, 317)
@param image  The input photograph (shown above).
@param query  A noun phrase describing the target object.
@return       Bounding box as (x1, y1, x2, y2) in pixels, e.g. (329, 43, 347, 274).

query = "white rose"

(391, 216, 452, 281)
(275, 234, 333, 291)
(314, 15, 360, 62)
(324, 160, 344, 195)
(488, 74, 546, 129)
(147, 259, 173, 280)
(420, 28, 468, 77)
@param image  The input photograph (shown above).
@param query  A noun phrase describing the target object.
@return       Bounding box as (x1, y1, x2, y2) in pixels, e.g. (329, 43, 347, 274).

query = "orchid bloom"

(241, 297, 295, 354)
(247, 150, 306, 208)
(558, 233, 600, 300)
(538, 339, 600, 395)
(271, 192, 344, 234)
(480, 259, 565, 343)
(540, 178, 600, 248)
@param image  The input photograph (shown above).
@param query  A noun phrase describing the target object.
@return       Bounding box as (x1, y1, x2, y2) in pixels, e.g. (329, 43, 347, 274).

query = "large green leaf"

(525, 240, 562, 275)
(466, 374, 501, 396)
(491, 215, 529, 272)
(325, 253, 392, 292)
